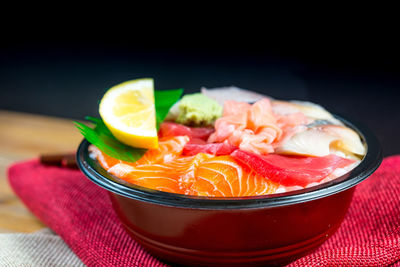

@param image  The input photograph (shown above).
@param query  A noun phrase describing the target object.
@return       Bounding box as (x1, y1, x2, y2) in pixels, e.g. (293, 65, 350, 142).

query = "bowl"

(77, 115, 382, 266)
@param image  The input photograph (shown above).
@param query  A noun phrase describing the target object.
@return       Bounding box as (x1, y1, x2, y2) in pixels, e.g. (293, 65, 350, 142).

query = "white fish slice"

(322, 125, 366, 156)
(276, 125, 365, 157)
(275, 128, 337, 157)
(272, 100, 342, 125)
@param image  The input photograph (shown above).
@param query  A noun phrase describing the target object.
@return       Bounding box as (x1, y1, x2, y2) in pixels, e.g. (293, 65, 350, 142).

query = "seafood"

(90, 88, 365, 197)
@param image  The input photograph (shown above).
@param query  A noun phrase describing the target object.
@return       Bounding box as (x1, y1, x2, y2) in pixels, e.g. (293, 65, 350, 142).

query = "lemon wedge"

(99, 78, 158, 149)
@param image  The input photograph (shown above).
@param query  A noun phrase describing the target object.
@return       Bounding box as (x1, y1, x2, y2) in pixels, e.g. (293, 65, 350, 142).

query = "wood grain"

(0, 110, 83, 233)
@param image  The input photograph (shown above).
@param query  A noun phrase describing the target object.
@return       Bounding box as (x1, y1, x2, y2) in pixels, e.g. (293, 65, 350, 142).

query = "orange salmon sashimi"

(110, 163, 184, 193)
(89, 135, 190, 170)
(135, 135, 190, 165)
(90, 136, 214, 194)
(191, 155, 279, 197)
(209, 99, 283, 155)
(108, 153, 213, 194)
(89, 136, 192, 194)
(208, 98, 309, 155)
(114, 153, 213, 194)
(90, 138, 278, 196)
(89, 145, 124, 169)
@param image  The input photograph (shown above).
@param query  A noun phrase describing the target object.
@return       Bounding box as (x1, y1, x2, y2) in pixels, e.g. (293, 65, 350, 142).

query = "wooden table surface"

(0, 110, 83, 233)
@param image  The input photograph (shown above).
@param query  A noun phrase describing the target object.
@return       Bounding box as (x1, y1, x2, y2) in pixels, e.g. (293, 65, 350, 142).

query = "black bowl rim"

(77, 114, 382, 210)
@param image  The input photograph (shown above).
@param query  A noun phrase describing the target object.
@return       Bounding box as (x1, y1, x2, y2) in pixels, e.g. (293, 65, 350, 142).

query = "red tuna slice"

(187, 138, 208, 145)
(183, 143, 238, 156)
(231, 149, 355, 187)
(159, 122, 214, 141)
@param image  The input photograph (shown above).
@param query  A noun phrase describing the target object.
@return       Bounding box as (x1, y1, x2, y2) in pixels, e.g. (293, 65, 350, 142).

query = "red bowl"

(77, 115, 382, 266)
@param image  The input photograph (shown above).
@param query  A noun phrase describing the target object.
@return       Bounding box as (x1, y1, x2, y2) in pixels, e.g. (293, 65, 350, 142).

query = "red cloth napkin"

(7, 156, 400, 266)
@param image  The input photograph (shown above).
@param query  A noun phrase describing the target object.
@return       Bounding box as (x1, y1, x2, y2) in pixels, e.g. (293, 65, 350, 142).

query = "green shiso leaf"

(74, 117, 147, 162)
(75, 88, 183, 162)
(154, 88, 183, 129)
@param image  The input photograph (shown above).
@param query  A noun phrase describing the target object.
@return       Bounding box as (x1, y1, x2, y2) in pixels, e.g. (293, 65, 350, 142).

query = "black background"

(1, 30, 399, 156)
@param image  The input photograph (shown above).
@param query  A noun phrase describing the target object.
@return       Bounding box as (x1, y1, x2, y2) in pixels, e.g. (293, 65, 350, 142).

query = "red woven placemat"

(7, 156, 400, 266)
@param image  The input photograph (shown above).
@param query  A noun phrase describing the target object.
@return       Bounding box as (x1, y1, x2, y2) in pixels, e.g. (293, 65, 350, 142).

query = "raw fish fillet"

(272, 100, 342, 125)
(90, 136, 190, 169)
(90, 95, 362, 196)
(209, 98, 307, 155)
(135, 136, 190, 165)
(159, 122, 214, 141)
(191, 155, 279, 197)
(183, 142, 237, 156)
(275, 125, 366, 157)
(109, 153, 213, 194)
(231, 149, 355, 187)
(90, 138, 278, 196)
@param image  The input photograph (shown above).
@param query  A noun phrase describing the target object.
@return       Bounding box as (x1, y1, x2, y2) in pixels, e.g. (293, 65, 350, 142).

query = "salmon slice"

(89, 145, 124, 169)
(90, 136, 191, 194)
(134, 135, 190, 165)
(183, 142, 237, 156)
(92, 141, 278, 196)
(208, 99, 314, 156)
(191, 155, 279, 197)
(90, 136, 190, 170)
(108, 153, 213, 194)
(114, 164, 185, 193)
(208, 99, 284, 155)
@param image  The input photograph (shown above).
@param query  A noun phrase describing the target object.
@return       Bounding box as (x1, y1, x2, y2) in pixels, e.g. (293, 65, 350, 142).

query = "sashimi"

(231, 149, 355, 187)
(87, 85, 366, 197)
(187, 138, 208, 145)
(135, 136, 190, 165)
(107, 153, 213, 194)
(209, 99, 284, 155)
(159, 122, 214, 141)
(183, 142, 237, 156)
(271, 100, 342, 125)
(109, 163, 184, 193)
(91, 136, 190, 170)
(275, 125, 365, 157)
(191, 155, 279, 197)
